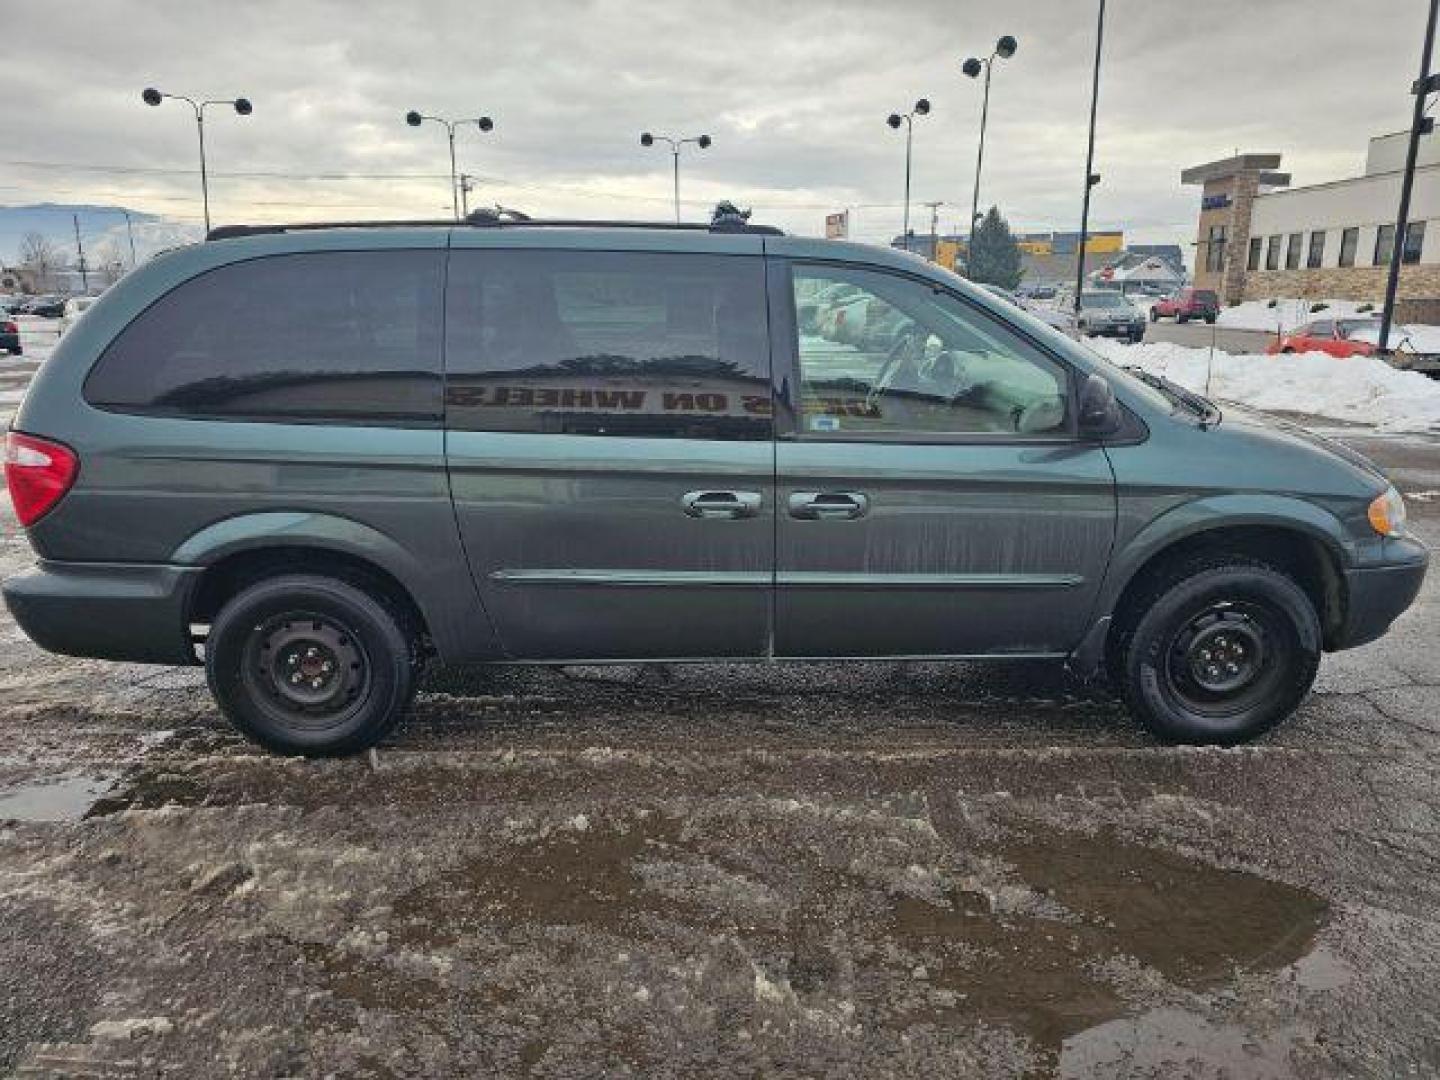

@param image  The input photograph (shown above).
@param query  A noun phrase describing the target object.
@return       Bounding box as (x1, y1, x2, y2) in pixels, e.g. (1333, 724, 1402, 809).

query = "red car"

(1266, 317, 1379, 358)
(1151, 287, 1219, 324)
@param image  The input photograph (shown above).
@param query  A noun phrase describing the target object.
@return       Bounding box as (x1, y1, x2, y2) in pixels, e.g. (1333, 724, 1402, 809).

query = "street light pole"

(142, 88, 253, 234)
(887, 99, 931, 252)
(405, 111, 495, 221)
(640, 133, 712, 222)
(1074, 0, 1106, 316)
(962, 36, 1018, 241)
(1379, 0, 1439, 354)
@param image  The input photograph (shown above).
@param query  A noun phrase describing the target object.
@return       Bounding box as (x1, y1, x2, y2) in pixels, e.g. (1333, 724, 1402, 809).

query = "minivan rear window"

(85, 251, 444, 424)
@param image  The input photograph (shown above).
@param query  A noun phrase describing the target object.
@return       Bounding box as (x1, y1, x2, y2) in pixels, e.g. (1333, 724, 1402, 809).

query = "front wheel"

(1111, 556, 1320, 744)
(206, 574, 418, 756)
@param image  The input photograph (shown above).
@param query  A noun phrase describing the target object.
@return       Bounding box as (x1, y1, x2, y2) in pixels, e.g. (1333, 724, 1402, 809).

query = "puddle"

(1059, 1007, 1301, 1078)
(890, 830, 1327, 1054)
(0, 772, 119, 822)
(386, 815, 1327, 1064)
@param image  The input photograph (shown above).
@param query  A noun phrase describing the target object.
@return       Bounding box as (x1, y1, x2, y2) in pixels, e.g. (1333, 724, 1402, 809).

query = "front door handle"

(788, 491, 870, 520)
(683, 490, 763, 520)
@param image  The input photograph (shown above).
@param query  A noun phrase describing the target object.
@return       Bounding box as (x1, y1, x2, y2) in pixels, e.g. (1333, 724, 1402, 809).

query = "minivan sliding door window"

(444, 250, 772, 441)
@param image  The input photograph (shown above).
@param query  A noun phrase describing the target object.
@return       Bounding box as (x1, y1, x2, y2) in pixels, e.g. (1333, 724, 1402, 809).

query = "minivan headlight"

(1368, 484, 1407, 537)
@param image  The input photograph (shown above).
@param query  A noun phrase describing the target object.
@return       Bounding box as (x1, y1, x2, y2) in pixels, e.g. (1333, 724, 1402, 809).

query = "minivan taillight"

(4, 432, 78, 526)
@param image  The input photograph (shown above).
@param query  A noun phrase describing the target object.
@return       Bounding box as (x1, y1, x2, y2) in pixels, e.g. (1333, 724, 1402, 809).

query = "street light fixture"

(141, 87, 253, 233)
(886, 98, 931, 252)
(405, 111, 496, 221)
(640, 132, 712, 222)
(962, 35, 1017, 254)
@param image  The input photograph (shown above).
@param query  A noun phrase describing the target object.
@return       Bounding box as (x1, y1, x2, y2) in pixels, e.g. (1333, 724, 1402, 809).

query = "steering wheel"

(865, 328, 924, 411)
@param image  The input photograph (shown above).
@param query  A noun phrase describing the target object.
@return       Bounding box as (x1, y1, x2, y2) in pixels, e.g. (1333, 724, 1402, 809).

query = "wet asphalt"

(1, 398, 1439, 1075)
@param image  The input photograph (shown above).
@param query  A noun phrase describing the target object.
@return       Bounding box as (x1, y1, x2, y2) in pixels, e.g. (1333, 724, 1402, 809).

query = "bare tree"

(18, 232, 61, 292)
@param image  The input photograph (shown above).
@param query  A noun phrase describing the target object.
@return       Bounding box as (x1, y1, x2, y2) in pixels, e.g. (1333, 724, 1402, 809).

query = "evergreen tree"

(966, 205, 1023, 290)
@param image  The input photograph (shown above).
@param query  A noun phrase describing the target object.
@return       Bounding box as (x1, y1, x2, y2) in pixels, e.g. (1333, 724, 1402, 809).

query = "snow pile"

(1086, 338, 1440, 433)
(1217, 298, 1374, 332)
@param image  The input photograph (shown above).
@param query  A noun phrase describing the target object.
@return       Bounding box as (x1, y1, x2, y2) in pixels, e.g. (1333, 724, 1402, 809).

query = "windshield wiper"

(1122, 366, 1220, 426)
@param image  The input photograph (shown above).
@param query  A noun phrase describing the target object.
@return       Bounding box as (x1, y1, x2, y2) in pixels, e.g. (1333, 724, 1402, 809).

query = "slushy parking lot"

(2, 314, 1440, 1077)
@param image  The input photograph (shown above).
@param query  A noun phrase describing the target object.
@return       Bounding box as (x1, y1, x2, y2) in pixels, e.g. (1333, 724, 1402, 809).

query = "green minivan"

(2, 212, 1427, 754)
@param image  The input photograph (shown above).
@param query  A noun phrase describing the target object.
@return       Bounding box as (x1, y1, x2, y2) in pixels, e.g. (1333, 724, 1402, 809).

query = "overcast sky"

(2, 0, 1433, 254)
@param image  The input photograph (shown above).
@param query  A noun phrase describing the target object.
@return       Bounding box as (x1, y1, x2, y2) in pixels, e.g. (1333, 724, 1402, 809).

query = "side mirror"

(1077, 373, 1122, 437)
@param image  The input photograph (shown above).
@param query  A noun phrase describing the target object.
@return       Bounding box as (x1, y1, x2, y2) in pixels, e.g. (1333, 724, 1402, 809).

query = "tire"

(1177, 313, 1190, 324)
(206, 574, 418, 756)
(1204, 313, 1217, 324)
(1149, 309, 1159, 322)
(1110, 555, 1320, 744)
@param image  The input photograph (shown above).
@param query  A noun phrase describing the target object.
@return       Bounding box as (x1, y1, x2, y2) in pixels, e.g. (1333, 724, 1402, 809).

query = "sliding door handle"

(683, 490, 763, 520)
(788, 491, 870, 520)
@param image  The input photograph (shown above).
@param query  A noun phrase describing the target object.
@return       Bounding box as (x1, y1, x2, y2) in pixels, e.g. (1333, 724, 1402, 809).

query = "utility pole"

(123, 210, 138, 268)
(1379, 0, 1439, 354)
(923, 200, 944, 262)
(72, 214, 89, 293)
(1074, 0, 1106, 316)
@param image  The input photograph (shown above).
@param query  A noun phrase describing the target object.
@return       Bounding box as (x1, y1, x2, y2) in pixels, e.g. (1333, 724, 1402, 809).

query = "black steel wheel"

(1112, 555, 1321, 744)
(207, 574, 417, 756)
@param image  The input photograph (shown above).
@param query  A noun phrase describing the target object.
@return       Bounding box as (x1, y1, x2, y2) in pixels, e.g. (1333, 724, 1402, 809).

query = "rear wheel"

(1149, 309, 1159, 322)
(1110, 556, 1320, 744)
(206, 574, 418, 756)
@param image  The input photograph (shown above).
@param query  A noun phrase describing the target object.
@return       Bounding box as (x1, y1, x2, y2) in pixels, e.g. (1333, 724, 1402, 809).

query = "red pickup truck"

(1151, 287, 1219, 324)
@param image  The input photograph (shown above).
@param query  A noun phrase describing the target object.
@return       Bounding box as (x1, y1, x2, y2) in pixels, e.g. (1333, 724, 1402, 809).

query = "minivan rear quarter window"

(444, 250, 772, 440)
(85, 250, 444, 423)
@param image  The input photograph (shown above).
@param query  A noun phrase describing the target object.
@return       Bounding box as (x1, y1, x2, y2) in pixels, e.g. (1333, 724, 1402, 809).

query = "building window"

(1339, 228, 1359, 268)
(1265, 235, 1281, 270)
(1204, 225, 1227, 273)
(1307, 230, 1326, 269)
(1375, 224, 1396, 266)
(1247, 237, 1262, 271)
(1403, 221, 1426, 264)
(1285, 232, 1303, 270)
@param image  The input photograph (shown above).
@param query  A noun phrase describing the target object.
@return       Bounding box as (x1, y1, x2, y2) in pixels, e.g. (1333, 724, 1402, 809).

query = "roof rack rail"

(206, 204, 783, 241)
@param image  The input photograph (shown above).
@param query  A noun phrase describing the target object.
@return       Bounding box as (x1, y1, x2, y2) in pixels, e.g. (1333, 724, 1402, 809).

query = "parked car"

(1077, 291, 1146, 342)
(57, 296, 97, 336)
(1151, 287, 1219, 324)
(27, 295, 67, 318)
(981, 283, 1077, 334)
(1267, 317, 1379, 358)
(2, 215, 1425, 755)
(0, 317, 21, 355)
(1017, 283, 1057, 301)
(1346, 322, 1440, 376)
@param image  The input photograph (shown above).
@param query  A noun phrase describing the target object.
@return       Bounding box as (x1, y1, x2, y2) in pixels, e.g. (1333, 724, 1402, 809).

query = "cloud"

(0, 0, 1425, 254)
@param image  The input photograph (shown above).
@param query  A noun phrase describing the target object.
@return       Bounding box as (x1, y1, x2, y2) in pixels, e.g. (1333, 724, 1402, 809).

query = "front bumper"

(1084, 323, 1145, 339)
(2, 560, 202, 664)
(1333, 538, 1429, 650)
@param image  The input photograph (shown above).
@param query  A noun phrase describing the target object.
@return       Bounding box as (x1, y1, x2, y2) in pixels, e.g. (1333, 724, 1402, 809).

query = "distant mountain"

(0, 203, 198, 267)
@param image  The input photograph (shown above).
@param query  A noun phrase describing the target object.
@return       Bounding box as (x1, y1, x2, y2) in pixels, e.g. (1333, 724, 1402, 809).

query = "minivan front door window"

(791, 266, 1069, 439)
